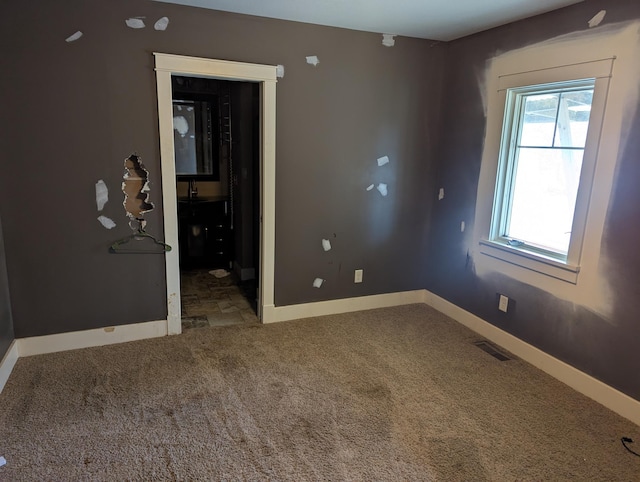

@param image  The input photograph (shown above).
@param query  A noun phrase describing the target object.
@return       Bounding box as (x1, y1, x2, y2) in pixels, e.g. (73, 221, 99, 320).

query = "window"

(492, 80, 595, 259)
(478, 58, 614, 284)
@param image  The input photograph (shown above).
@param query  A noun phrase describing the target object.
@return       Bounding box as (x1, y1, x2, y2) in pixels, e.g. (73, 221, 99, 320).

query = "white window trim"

(480, 60, 613, 284)
(471, 23, 640, 314)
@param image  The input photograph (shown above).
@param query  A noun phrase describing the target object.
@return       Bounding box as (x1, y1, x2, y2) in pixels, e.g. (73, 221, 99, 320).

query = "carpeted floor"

(0, 304, 638, 480)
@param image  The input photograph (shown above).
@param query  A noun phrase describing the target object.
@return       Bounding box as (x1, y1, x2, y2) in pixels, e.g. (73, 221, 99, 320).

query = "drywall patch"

(65, 31, 83, 42)
(588, 10, 606, 28)
(125, 18, 146, 29)
(377, 183, 388, 197)
(313, 278, 324, 288)
(438, 188, 445, 200)
(377, 155, 390, 167)
(122, 154, 154, 222)
(460, 221, 466, 233)
(366, 184, 375, 191)
(97, 216, 116, 230)
(276, 65, 285, 78)
(95, 180, 108, 211)
(306, 56, 320, 67)
(154, 17, 169, 31)
(382, 34, 396, 47)
(322, 239, 332, 251)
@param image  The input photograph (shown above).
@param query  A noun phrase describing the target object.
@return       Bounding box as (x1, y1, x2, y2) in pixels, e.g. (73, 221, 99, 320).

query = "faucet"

(189, 179, 198, 199)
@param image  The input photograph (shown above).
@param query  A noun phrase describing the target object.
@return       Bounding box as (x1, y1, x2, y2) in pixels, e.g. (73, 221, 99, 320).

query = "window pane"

(506, 147, 584, 254)
(553, 90, 593, 148)
(519, 93, 559, 147)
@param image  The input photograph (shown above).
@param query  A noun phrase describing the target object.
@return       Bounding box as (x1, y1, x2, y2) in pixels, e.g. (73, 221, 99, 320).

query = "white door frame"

(154, 53, 277, 334)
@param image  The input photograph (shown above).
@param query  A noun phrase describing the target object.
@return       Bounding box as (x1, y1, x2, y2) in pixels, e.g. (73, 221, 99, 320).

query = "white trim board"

(17, 320, 168, 358)
(262, 290, 427, 324)
(0, 291, 637, 427)
(154, 53, 277, 334)
(0, 340, 19, 393)
(423, 290, 640, 427)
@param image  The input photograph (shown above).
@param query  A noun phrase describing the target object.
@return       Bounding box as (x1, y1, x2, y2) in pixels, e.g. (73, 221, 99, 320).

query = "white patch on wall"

(95, 180, 109, 211)
(65, 31, 83, 43)
(322, 239, 332, 251)
(588, 10, 606, 28)
(154, 17, 169, 31)
(460, 221, 465, 232)
(382, 34, 396, 47)
(276, 65, 285, 78)
(366, 184, 375, 191)
(312, 278, 324, 288)
(438, 188, 445, 200)
(472, 22, 640, 320)
(97, 216, 116, 230)
(125, 18, 146, 29)
(173, 116, 189, 137)
(377, 155, 390, 167)
(306, 56, 320, 67)
(376, 183, 388, 197)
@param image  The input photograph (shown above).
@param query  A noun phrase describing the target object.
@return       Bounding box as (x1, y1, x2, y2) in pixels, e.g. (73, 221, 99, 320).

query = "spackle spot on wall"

(438, 188, 445, 200)
(377, 155, 390, 167)
(125, 18, 146, 29)
(322, 239, 332, 251)
(276, 65, 285, 78)
(306, 56, 320, 67)
(97, 216, 116, 230)
(95, 180, 108, 211)
(65, 31, 83, 42)
(382, 34, 396, 47)
(460, 221, 465, 232)
(366, 184, 375, 191)
(377, 183, 388, 197)
(313, 278, 324, 288)
(154, 17, 169, 31)
(122, 154, 154, 222)
(588, 10, 606, 28)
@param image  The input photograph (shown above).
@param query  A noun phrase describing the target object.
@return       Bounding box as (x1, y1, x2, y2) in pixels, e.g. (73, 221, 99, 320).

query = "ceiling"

(152, 0, 584, 41)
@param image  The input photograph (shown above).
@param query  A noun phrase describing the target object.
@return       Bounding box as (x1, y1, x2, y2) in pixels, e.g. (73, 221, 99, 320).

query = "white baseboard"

(17, 319, 168, 358)
(0, 340, 19, 393)
(262, 290, 427, 324)
(1, 290, 638, 428)
(423, 290, 640, 427)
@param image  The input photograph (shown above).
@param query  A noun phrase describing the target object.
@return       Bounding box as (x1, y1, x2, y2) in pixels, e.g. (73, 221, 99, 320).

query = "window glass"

(498, 84, 594, 257)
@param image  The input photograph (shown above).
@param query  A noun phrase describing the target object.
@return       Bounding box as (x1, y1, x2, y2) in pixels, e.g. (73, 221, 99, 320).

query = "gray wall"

(0, 0, 445, 337)
(426, 0, 640, 402)
(0, 215, 15, 359)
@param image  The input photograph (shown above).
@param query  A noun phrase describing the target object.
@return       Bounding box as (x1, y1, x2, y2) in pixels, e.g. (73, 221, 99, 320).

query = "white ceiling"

(153, 0, 584, 41)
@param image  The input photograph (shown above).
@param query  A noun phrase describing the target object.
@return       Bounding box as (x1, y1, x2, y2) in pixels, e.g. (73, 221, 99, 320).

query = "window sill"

(479, 240, 579, 284)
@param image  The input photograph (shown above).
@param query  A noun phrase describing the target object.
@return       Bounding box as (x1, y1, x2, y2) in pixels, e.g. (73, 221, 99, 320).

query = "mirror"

(172, 76, 220, 180)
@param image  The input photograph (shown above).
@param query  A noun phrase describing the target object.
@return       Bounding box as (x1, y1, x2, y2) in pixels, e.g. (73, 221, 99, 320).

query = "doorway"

(154, 53, 277, 334)
(173, 76, 260, 328)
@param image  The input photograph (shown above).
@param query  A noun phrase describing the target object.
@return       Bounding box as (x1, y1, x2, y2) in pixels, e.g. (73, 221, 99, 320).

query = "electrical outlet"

(498, 294, 509, 313)
(354, 269, 363, 283)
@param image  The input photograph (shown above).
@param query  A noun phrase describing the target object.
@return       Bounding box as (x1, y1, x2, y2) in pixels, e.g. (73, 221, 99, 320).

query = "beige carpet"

(0, 304, 638, 480)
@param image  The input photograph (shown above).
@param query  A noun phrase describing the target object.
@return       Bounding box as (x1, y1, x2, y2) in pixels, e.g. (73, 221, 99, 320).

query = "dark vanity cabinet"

(178, 198, 232, 269)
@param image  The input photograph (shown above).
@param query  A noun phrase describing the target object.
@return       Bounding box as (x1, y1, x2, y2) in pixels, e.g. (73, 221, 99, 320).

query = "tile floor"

(180, 269, 259, 330)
